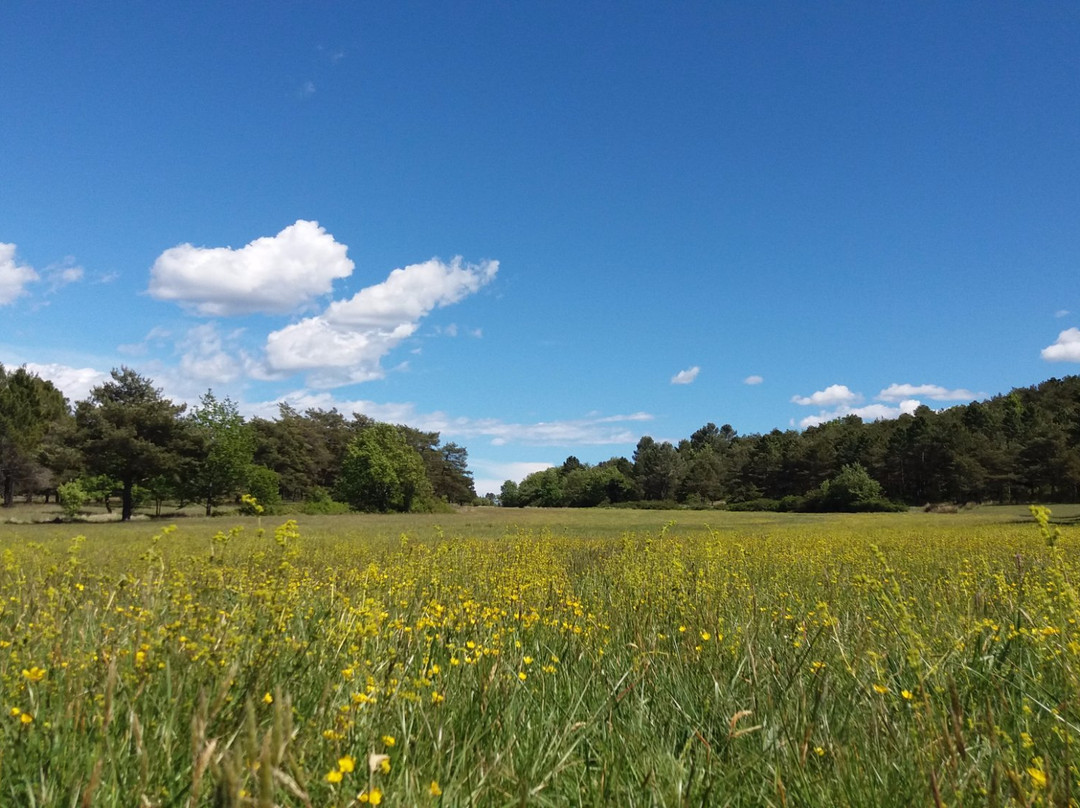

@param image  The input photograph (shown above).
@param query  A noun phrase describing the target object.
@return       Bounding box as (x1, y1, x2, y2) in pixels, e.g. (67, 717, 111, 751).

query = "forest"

(2, 364, 1079, 517)
(502, 375, 1080, 510)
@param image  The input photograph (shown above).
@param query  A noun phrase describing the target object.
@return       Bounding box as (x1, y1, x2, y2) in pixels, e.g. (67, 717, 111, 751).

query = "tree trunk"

(205, 498, 212, 517)
(2, 475, 13, 508)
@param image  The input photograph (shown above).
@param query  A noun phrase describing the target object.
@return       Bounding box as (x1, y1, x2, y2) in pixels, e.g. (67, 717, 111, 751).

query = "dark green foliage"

(501, 377, 1080, 509)
(74, 369, 186, 521)
(245, 464, 282, 512)
(0, 364, 68, 507)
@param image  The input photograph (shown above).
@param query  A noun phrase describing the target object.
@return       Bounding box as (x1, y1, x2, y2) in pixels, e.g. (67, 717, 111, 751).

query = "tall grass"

(0, 510, 1077, 805)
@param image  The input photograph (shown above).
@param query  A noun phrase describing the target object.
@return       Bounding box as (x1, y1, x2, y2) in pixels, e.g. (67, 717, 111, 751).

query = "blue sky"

(2, 2, 1079, 496)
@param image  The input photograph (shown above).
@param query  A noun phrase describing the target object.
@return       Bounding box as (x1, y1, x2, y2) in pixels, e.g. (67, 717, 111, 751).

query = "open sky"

(3, 2, 1080, 496)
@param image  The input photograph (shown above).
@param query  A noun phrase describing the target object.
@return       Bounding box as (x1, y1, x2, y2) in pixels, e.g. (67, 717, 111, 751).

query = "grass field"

(1, 506, 1078, 806)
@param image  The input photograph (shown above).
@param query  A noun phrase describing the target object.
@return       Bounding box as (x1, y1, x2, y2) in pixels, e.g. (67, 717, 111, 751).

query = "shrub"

(57, 480, 88, 519)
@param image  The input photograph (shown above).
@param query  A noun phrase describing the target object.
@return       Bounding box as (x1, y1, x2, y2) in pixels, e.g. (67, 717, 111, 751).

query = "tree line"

(501, 376, 1080, 510)
(0, 365, 476, 520)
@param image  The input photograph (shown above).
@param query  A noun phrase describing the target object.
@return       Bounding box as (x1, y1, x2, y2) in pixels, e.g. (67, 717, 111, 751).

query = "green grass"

(0, 507, 1078, 806)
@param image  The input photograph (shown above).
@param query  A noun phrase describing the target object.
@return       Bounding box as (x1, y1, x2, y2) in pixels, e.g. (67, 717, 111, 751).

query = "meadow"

(1, 505, 1078, 806)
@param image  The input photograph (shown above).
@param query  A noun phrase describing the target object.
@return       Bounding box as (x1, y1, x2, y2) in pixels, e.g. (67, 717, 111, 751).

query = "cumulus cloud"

(0, 243, 39, 305)
(148, 220, 354, 316)
(265, 257, 498, 387)
(744, 375, 764, 385)
(23, 362, 110, 404)
(800, 399, 921, 429)
(791, 384, 860, 407)
(1042, 328, 1080, 362)
(671, 366, 700, 385)
(877, 383, 982, 402)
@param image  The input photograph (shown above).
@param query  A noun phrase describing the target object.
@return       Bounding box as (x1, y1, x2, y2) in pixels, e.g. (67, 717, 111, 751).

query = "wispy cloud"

(43, 258, 84, 293)
(877, 383, 982, 402)
(117, 326, 172, 356)
(671, 366, 700, 385)
(744, 375, 763, 385)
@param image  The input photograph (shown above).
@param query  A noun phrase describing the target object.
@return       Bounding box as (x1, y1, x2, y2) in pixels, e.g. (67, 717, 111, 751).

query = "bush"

(803, 463, 904, 513)
(57, 481, 88, 519)
(299, 498, 352, 515)
(725, 498, 783, 512)
(245, 465, 282, 513)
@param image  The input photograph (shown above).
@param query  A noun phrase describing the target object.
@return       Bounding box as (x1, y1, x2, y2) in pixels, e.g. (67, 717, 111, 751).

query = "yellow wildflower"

(429, 780, 443, 796)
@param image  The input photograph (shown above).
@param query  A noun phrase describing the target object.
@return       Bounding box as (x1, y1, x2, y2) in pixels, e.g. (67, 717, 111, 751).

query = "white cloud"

(671, 366, 700, 385)
(800, 399, 921, 429)
(117, 326, 172, 356)
(744, 375, 764, 385)
(43, 258, 84, 293)
(877, 383, 982, 402)
(23, 362, 109, 404)
(177, 323, 251, 384)
(1055, 309, 1070, 318)
(0, 243, 39, 305)
(148, 220, 354, 316)
(791, 384, 860, 407)
(1042, 328, 1080, 362)
(469, 459, 556, 497)
(264, 257, 498, 387)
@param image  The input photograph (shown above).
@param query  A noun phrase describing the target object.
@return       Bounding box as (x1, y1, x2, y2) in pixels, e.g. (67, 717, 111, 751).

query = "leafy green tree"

(78, 474, 122, 513)
(185, 391, 255, 516)
(0, 365, 68, 507)
(336, 423, 431, 512)
(517, 467, 564, 507)
(499, 479, 521, 507)
(74, 368, 185, 521)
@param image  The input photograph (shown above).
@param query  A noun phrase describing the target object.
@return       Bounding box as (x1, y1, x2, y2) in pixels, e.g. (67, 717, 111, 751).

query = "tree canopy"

(335, 423, 432, 512)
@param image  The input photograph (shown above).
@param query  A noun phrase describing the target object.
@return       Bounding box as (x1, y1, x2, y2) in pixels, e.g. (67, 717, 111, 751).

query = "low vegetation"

(1, 506, 1078, 805)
